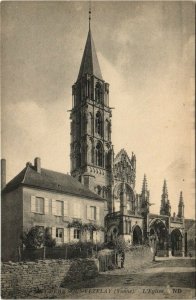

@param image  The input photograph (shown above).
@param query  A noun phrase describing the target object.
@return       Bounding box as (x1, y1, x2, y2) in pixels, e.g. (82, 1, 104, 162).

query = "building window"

(56, 228, 63, 243)
(35, 197, 44, 214)
(95, 82, 103, 104)
(90, 206, 96, 220)
(56, 201, 63, 216)
(95, 112, 102, 135)
(75, 144, 81, 168)
(74, 229, 80, 239)
(95, 142, 103, 167)
(105, 120, 111, 140)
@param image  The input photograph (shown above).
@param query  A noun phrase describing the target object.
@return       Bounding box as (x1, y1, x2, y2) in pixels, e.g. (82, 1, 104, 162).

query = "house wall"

(22, 186, 106, 243)
(1, 187, 23, 261)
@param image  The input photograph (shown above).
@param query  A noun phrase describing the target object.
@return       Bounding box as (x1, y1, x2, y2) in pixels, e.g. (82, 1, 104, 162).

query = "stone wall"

(1, 258, 99, 298)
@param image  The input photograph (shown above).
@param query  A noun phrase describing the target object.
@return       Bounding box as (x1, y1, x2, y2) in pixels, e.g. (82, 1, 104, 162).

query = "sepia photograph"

(1, 1, 195, 299)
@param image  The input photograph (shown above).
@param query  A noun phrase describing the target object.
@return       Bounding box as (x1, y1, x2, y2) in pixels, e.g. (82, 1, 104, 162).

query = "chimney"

(1, 159, 6, 190)
(34, 157, 41, 173)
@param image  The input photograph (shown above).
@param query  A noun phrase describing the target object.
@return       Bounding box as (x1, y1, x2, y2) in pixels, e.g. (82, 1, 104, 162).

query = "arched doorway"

(107, 225, 119, 242)
(133, 225, 142, 245)
(171, 229, 183, 256)
(149, 219, 168, 256)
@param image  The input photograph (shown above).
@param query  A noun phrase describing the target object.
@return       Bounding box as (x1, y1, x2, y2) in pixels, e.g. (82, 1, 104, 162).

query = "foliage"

(104, 237, 129, 253)
(44, 227, 56, 248)
(67, 220, 105, 232)
(54, 241, 105, 252)
(67, 219, 83, 229)
(21, 226, 56, 249)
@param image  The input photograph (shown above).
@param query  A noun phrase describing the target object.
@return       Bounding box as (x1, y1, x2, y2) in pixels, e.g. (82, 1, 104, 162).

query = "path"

(62, 257, 195, 299)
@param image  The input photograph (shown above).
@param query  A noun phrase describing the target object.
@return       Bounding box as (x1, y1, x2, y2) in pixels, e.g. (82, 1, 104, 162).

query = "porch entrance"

(149, 219, 169, 257)
(133, 225, 142, 245)
(171, 229, 183, 256)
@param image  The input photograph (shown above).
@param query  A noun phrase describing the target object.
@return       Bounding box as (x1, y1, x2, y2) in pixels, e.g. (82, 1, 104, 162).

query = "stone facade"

(1, 159, 106, 261)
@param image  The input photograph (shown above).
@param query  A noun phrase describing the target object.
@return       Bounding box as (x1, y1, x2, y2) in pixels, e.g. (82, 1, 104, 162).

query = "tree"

(21, 226, 56, 249)
(44, 227, 56, 247)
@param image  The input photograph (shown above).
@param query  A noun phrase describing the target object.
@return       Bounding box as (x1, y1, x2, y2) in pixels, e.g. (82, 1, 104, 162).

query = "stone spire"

(177, 191, 184, 218)
(162, 179, 168, 195)
(160, 179, 171, 216)
(77, 27, 103, 81)
(140, 174, 150, 214)
(142, 174, 148, 193)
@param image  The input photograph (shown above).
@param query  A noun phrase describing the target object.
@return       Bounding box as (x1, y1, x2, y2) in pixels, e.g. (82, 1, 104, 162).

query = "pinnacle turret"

(142, 174, 148, 193)
(160, 179, 170, 216)
(162, 179, 168, 195)
(177, 191, 184, 218)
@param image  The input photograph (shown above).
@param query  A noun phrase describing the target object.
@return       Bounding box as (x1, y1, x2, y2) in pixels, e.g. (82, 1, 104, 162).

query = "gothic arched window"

(95, 112, 102, 136)
(75, 144, 81, 169)
(105, 120, 109, 140)
(95, 82, 103, 104)
(88, 138, 94, 164)
(88, 113, 93, 136)
(95, 142, 104, 167)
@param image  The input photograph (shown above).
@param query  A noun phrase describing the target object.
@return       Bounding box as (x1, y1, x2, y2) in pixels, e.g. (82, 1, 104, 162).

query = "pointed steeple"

(77, 28, 103, 81)
(160, 179, 170, 216)
(178, 191, 184, 218)
(179, 191, 184, 205)
(142, 174, 148, 192)
(162, 179, 168, 195)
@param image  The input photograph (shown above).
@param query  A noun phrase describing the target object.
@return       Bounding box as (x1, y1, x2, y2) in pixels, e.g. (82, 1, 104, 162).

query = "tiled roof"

(3, 165, 104, 201)
(77, 29, 103, 80)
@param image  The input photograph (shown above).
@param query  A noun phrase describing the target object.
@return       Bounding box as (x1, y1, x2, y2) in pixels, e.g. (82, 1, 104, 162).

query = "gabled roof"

(114, 149, 132, 166)
(77, 29, 103, 81)
(2, 165, 104, 201)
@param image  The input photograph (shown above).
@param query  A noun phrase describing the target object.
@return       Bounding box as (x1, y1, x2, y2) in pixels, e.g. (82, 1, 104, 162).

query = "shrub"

(44, 227, 56, 247)
(21, 226, 56, 249)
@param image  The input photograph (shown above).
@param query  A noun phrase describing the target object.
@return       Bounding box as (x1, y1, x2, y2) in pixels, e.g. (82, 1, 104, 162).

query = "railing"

(19, 246, 94, 261)
(170, 217, 183, 223)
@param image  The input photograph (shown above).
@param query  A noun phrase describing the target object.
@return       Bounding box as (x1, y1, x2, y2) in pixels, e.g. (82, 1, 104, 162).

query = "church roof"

(3, 164, 104, 201)
(77, 29, 103, 81)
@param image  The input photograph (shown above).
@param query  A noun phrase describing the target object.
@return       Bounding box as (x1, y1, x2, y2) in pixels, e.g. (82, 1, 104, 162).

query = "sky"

(1, 1, 195, 218)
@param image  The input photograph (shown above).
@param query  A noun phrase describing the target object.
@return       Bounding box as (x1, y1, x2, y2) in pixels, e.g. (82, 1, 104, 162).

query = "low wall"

(1, 258, 99, 299)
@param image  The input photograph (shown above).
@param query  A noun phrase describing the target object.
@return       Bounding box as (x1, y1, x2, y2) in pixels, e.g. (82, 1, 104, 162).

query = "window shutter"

(31, 196, 36, 212)
(64, 228, 68, 243)
(44, 198, 49, 214)
(96, 206, 100, 222)
(73, 203, 80, 218)
(70, 228, 74, 241)
(52, 199, 56, 215)
(63, 200, 68, 217)
(86, 231, 90, 241)
(87, 205, 91, 220)
(97, 232, 101, 242)
(52, 227, 56, 239)
(93, 231, 100, 242)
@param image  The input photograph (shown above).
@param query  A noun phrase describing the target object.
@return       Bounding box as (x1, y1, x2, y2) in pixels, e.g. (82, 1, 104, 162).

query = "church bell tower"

(70, 11, 113, 199)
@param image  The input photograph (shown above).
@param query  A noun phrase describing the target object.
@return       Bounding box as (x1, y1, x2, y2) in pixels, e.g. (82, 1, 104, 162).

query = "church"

(69, 13, 186, 257)
(1, 12, 186, 261)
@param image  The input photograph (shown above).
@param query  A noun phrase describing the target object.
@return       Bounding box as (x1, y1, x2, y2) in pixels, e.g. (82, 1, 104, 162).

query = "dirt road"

(62, 258, 195, 299)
